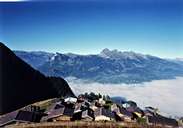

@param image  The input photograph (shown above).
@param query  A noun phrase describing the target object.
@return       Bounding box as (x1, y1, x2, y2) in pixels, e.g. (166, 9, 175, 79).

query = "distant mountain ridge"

(14, 50, 54, 69)
(14, 49, 183, 84)
(0, 42, 75, 115)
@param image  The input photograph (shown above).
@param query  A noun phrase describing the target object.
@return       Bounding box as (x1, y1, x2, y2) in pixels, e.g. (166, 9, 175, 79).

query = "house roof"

(0, 111, 18, 127)
(41, 106, 65, 121)
(126, 106, 135, 113)
(147, 114, 178, 127)
(64, 97, 77, 103)
(74, 103, 82, 113)
(119, 107, 132, 117)
(144, 110, 154, 116)
(15, 110, 44, 122)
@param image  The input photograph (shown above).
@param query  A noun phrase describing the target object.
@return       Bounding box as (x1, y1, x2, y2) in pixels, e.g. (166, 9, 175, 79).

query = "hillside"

(0, 42, 75, 115)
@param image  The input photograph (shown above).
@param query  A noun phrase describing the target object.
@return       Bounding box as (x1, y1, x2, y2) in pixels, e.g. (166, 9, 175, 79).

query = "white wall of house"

(95, 116, 111, 121)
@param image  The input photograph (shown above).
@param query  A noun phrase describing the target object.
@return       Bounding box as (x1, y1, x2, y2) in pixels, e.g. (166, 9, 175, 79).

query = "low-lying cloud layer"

(67, 77, 183, 117)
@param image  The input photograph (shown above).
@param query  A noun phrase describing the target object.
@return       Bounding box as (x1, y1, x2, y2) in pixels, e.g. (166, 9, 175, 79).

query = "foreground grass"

(5, 121, 175, 128)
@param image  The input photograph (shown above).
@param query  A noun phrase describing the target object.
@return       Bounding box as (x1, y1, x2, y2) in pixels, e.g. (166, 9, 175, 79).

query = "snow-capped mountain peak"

(100, 48, 148, 60)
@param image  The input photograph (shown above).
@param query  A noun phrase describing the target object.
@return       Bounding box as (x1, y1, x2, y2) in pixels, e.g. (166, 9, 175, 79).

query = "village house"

(146, 114, 178, 127)
(71, 103, 84, 121)
(81, 109, 95, 121)
(41, 103, 65, 122)
(94, 107, 115, 121)
(113, 106, 133, 122)
(15, 110, 45, 122)
(90, 103, 98, 111)
(145, 106, 159, 116)
(179, 117, 183, 127)
(0, 105, 45, 127)
(41, 100, 75, 122)
(0, 93, 181, 127)
(42, 106, 75, 122)
(133, 107, 144, 118)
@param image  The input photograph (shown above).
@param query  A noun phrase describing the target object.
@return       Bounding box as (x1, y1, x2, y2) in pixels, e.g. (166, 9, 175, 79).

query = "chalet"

(72, 101, 92, 121)
(73, 102, 90, 113)
(0, 109, 45, 127)
(41, 105, 65, 122)
(71, 103, 84, 121)
(82, 101, 90, 108)
(144, 109, 154, 117)
(90, 105, 98, 111)
(42, 106, 75, 122)
(15, 110, 45, 122)
(81, 109, 95, 121)
(111, 104, 118, 112)
(98, 98, 106, 106)
(113, 106, 133, 122)
(94, 107, 115, 121)
(180, 117, 183, 122)
(133, 107, 144, 118)
(41, 101, 75, 122)
(145, 106, 159, 116)
(179, 117, 183, 127)
(146, 114, 178, 127)
(122, 105, 144, 120)
(122, 101, 137, 109)
(74, 103, 83, 113)
(0, 105, 46, 127)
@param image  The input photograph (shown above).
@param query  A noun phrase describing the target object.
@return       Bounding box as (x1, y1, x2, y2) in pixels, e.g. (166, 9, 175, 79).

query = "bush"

(137, 117, 147, 125)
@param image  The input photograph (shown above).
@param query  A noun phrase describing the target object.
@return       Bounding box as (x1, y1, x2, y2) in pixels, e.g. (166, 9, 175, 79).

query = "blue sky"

(0, 0, 183, 58)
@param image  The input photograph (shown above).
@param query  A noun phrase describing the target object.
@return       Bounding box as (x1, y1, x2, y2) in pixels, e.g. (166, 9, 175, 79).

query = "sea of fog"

(67, 77, 183, 117)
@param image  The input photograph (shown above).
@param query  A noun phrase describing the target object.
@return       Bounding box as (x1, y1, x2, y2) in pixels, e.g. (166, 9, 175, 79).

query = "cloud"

(66, 77, 183, 117)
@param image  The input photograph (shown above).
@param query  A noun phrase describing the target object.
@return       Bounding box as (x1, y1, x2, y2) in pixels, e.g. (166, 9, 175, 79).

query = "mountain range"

(14, 48, 183, 84)
(0, 42, 75, 115)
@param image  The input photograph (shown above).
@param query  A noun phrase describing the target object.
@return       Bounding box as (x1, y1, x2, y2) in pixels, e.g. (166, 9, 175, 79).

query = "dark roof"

(45, 102, 64, 113)
(145, 106, 155, 110)
(119, 107, 132, 117)
(41, 104, 65, 121)
(0, 111, 18, 127)
(15, 110, 44, 122)
(126, 101, 137, 108)
(147, 114, 178, 127)
(144, 110, 154, 116)
(126, 106, 136, 113)
(74, 103, 82, 113)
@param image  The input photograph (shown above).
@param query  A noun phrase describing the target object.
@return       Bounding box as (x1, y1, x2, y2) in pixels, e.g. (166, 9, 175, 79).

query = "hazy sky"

(0, 0, 183, 58)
